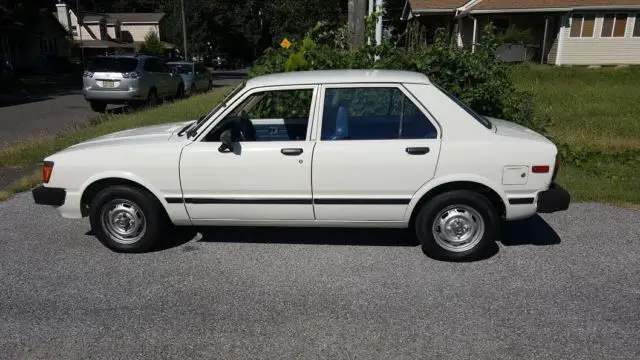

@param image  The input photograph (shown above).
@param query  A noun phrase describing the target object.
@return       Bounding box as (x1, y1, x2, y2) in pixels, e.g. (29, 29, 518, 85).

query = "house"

(53, 1, 177, 58)
(402, 0, 640, 65)
(1, 5, 72, 75)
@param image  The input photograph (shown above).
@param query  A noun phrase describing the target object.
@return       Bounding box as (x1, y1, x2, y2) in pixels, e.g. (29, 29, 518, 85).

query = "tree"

(138, 31, 165, 55)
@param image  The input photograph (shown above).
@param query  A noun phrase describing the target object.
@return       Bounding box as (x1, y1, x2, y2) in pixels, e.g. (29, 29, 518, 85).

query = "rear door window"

(89, 57, 138, 72)
(320, 87, 438, 140)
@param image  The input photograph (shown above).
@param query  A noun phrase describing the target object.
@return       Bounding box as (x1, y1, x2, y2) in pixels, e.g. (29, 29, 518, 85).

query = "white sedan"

(32, 70, 570, 261)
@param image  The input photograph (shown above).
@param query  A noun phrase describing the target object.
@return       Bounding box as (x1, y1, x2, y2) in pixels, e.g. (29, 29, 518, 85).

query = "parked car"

(82, 54, 185, 112)
(32, 70, 570, 261)
(166, 61, 213, 94)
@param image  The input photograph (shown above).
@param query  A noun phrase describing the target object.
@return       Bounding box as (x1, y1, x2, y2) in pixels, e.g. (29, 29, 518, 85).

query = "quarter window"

(601, 13, 628, 37)
(570, 14, 596, 37)
(320, 87, 437, 141)
(205, 88, 313, 142)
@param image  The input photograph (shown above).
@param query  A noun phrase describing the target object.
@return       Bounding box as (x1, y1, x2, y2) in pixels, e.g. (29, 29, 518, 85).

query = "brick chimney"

(56, 1, 71, 33)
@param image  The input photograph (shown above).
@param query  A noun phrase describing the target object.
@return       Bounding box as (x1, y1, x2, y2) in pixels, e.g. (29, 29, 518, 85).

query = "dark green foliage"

(250, 19, 551, 137)
(138, 31, 165, 56)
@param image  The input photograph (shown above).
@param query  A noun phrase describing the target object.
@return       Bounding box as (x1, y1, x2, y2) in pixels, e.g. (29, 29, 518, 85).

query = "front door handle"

(281, 148, 303, 156)
(406, 147, 430, 155)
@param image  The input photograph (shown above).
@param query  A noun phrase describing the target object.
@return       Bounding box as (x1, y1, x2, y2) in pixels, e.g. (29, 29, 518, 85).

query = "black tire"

(89, 101, 107, 113)
(89, 185, 167, 253)
(147, 88, 159, 107)
(175, 83, 185, 99)
(414, 190, 498, 261)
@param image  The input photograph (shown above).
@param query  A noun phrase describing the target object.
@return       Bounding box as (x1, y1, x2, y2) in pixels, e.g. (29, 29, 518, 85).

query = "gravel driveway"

(0, 194, 638, 360)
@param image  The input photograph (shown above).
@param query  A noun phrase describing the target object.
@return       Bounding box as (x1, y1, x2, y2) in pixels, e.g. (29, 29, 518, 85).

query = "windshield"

(434, 83, 493, 130)
(169, 64, 193, 74)
(88, 57, 138, 72)
(183, 81, 247, 137)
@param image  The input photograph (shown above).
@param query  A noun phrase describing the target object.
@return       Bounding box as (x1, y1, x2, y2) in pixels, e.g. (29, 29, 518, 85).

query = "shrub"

(249, 16, 551, 136)
(139, 31, 165, 56)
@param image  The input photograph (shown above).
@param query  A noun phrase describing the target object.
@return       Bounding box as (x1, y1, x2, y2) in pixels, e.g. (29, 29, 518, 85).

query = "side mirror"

(218, 128, 234, 152)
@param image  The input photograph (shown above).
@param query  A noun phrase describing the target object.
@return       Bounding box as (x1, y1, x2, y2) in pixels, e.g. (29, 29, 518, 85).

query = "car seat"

(329, 104, 349, 140)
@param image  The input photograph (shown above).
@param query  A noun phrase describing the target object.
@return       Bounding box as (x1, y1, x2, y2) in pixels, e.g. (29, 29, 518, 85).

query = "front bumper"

(537, 183, 570, 213)
(32, 185, 66, 207)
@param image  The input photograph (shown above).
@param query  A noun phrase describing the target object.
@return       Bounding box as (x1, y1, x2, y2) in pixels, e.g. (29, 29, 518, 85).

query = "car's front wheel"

(89, 185, 166, 253)
(414, 190, 497, 261)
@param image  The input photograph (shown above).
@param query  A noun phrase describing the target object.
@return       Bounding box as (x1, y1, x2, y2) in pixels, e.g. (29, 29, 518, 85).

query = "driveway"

(0, 70, 247, 149)
(0, 195, 638, 360)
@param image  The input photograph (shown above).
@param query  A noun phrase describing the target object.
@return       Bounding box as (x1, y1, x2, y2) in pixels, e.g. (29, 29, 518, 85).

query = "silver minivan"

(82, 54, 185, 112)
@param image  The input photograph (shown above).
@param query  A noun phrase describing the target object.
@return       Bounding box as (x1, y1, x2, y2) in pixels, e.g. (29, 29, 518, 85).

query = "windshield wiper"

(178, 115, 208, 137)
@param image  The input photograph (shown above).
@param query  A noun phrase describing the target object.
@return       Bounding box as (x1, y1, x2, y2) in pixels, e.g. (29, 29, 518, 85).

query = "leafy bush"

(249, 16, 551, 136)
(139, 31, 165, 56)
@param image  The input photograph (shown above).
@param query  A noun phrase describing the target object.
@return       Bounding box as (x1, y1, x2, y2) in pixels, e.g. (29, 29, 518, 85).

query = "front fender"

(79, 171, 173, 210)
(403, 173, 508, 222)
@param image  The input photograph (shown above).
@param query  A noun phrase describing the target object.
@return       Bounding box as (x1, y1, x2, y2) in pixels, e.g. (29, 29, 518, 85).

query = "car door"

(158, 60, 175, 96)
(179, 84, 319, 223)
(311, 84, 442, 222)
(143, 58, 165, 95)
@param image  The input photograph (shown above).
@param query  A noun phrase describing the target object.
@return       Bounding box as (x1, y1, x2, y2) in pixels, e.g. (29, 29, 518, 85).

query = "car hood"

(63, 120, 196, 151)
(487, 117, 553, 144)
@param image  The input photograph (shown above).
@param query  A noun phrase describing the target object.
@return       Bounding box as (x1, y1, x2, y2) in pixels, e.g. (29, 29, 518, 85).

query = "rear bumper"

(83, 88, 145, 103)
(32, 185, 66, 207)
(537, 183, 570, 213)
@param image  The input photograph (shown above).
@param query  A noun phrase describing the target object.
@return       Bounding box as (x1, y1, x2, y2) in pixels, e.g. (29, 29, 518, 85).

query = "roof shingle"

(473, 0, 640, 10)
(408, 0, 468, 10)
(82, 12, 165, 24)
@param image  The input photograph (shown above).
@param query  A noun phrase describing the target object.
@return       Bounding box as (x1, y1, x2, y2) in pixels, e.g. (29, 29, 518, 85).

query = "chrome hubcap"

(432, 205, 484, 252)
(101, 199, 146, 244)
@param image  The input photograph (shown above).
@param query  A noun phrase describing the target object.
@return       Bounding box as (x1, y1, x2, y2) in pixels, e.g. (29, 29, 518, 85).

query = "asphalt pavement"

(0, 194, 638, 360)
(0, 70, 246, 149)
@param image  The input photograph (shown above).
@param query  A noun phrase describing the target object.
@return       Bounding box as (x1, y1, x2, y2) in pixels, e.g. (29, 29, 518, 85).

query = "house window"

(71, 25, 78, 36)
(570, 14, 595, 37)
(634, 15, 640, 37)
(601, 13, 628, 37)
(39, 38, 57, 54)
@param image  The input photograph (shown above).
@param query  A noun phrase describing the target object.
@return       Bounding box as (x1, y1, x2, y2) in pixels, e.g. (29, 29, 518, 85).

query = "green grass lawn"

(510, 65, 639, 206)
(510, 65, 640, 152)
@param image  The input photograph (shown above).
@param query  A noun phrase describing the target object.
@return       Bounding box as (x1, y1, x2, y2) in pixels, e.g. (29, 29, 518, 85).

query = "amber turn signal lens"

(42, 161, 54, 183)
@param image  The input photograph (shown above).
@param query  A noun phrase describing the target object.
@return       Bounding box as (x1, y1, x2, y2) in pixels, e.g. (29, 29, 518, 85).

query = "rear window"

(434, 83, 493, 130)
(88, 57, 138, 72)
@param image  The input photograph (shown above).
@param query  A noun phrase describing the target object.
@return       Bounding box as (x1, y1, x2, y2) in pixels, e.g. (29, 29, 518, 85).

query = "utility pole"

(75, 0, 85, 67)
(181, 0, 188, 60)
(348, 0, 366, 49)
(375, 0, 383, 46)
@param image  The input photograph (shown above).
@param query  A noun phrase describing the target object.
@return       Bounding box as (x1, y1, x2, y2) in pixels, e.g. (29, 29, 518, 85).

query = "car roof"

(246, 69, 431, 88)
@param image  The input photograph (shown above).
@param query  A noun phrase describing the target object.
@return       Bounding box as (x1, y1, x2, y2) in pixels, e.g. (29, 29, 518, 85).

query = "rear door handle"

(406, 147, 430, 155)
(281, 148, 303, 156)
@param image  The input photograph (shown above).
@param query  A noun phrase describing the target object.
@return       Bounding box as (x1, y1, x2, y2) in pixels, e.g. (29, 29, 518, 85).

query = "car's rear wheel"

(414, 190, 497, 261)
(175, 83, 185, 99)
(89, 101, 107, 113)
(147, 88, 159, 107)
(89, 185, 166, 253)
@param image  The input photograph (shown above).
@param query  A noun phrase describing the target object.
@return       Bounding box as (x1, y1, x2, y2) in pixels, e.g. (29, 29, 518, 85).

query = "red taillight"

(532, 165, 550, 173)
(42, 161, 54, 183)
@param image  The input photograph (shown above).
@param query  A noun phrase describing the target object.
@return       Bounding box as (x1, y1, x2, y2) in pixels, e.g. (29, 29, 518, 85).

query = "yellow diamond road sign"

(280, 38, 291, 49)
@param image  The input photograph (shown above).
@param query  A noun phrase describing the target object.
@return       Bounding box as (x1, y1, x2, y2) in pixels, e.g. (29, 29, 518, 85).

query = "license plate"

(98, 80, 117, 88)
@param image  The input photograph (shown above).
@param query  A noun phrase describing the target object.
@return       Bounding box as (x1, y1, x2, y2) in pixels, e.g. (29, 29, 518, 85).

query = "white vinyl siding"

(559, 13, 640, 65)
(120, 24, 160, 42)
